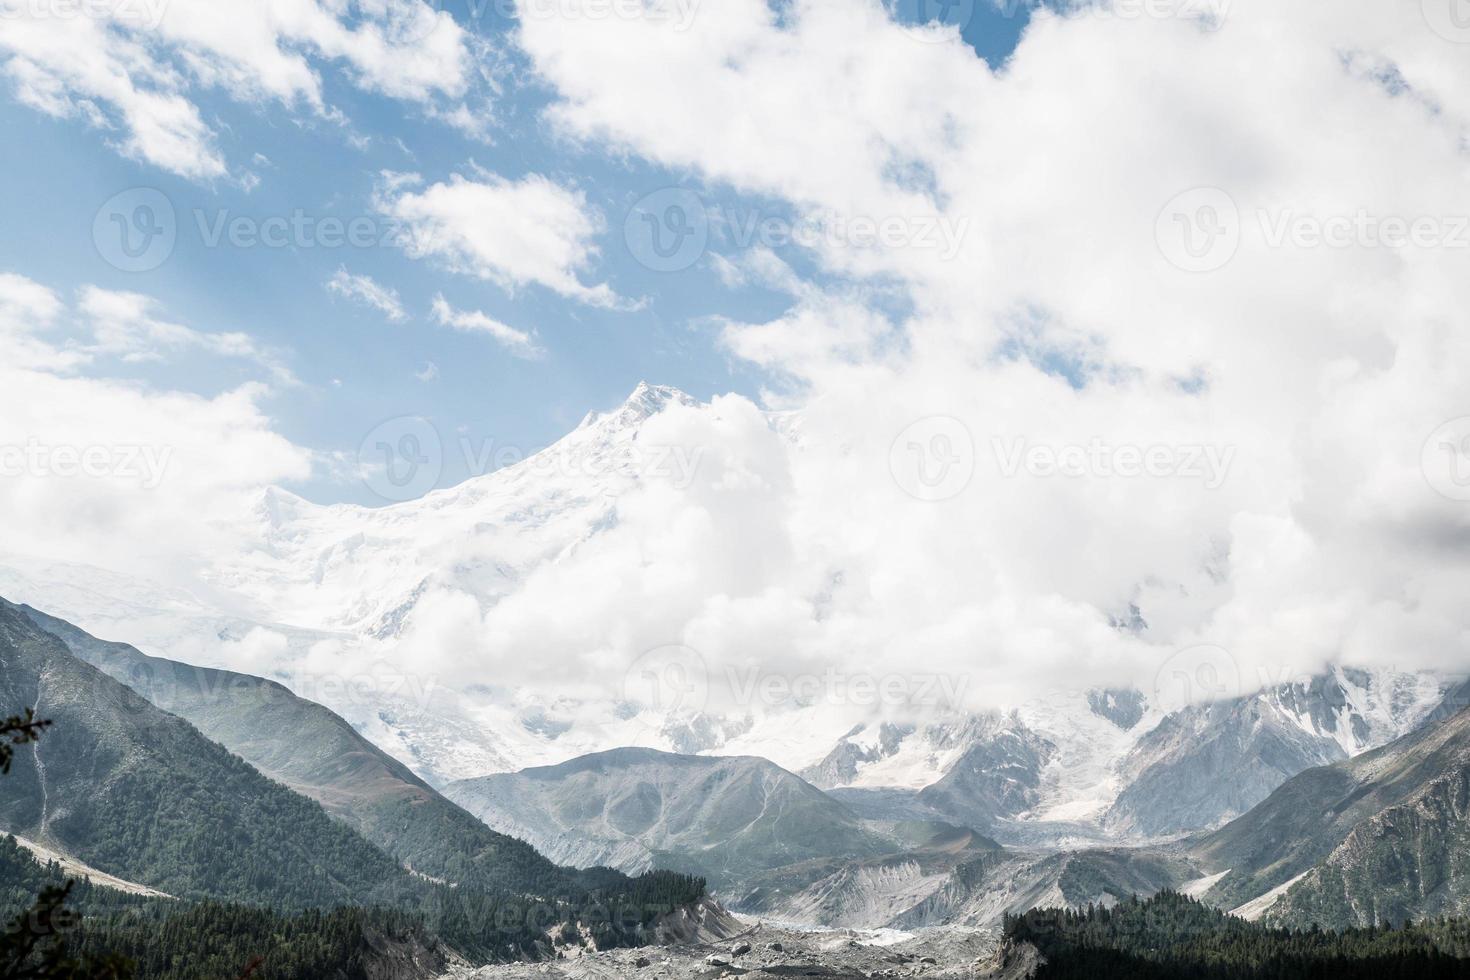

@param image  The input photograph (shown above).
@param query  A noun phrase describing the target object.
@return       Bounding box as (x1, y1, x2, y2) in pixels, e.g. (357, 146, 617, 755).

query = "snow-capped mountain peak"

(577, 381, 698, 433)
(215, 382, 711, 637)
(0, 383, 1457, 835)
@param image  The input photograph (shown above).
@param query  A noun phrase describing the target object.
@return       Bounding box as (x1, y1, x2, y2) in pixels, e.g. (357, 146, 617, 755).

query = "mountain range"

(3, 587, 1469, 950)
(2, 382, 1468, 950)
(1191, 696, 1470, 927)
(0, 598, 711, 969)
(812, 694, 1470, 931)
(573, 696, 1470, 933)
(10, 601, 594, 895)
(0, 385, 1453, 856)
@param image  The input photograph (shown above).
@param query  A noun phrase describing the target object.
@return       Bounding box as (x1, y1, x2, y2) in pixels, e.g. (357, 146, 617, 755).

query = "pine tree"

(0, 708, 133, 978)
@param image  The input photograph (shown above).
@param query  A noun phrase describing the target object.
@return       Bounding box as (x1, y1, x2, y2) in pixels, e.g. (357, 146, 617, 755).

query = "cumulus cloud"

(430, 294, 544, 359)
(0, 272, 312, 581)
(9, 0, 1470, 729)
(0, 0, 477, 179)
(0, 272, 82, 371)
(464, 0, 1470, 706)
(378, 171, 627, 308)
(326, 268, 409, 322)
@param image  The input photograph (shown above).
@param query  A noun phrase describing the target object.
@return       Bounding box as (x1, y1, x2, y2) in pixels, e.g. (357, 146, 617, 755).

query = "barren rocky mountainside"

(439, 689, 1470, 935)
(1185, 701, 1470, 928)
(444, 748, 901, 889)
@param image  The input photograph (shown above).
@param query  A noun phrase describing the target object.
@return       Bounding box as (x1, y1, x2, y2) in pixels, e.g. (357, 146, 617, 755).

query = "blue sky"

(0, 0, 1029, 505)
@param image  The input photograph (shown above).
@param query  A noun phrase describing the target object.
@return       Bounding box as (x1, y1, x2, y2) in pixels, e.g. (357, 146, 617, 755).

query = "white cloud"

(429, 294, 544, 359)
(379, 172, 627, 308)
(0, 0, 479, 180)
(0, 272, 83, 372)
(8, 1, 1470, 723)
(326, 268, 409, 322)
(0, 272, 312, 581)
(77, 286, 294, 382)
(472, 0, 1470, 704)
(0, 272, 62, 326)
(2, 275, 292, 379)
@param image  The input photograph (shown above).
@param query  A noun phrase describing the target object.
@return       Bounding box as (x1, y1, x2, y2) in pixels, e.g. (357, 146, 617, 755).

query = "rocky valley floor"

(446, 921, 997, 980)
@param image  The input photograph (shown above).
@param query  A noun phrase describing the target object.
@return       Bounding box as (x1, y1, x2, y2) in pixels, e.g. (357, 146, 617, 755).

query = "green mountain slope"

(1, 836, 446, 980)
(997, 890, 1470, 979)
(0, 601, 413, 908)
(0, 600, 707, 964)
(1189, 706, 1470, 925)
(13, 601, 582, 896)
(1266, 762, 1470, 928)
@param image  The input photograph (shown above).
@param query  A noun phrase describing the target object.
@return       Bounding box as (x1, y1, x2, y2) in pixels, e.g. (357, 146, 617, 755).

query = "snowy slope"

(215, 382, 701, 636)
(799, 672, 1447, 844)
(1102, 665, 1451, 837)
(0, 382, 1453, 820)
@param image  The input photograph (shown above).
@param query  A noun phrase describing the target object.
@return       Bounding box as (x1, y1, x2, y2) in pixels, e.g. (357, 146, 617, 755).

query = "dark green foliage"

(70, 874, 704, 980)
(1, 749, 133, 980)
(13, 602, 608, 902)
(1005, 890, 1470, 979)
(0, 837, 146, 923)
(0, 710, 50, 776)
(37, 745, 418, 910)
(1, 835, 434, 979)
(0, 881, 133, 980)
(73, 903, 440, 980)
(2, 834, 705, 976)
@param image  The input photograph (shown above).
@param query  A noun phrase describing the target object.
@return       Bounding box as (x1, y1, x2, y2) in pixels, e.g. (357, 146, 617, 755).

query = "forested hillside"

(1003, 891, 1470, 979)
(13, 602, 603, 896)
(0, 601, 709, 974)
(0, 602, 412, 908)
